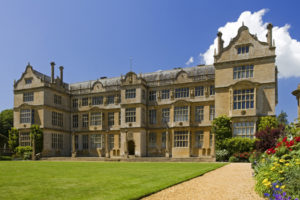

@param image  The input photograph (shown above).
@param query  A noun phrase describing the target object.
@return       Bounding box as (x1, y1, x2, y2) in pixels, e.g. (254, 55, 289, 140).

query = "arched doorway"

(128, 140, 135, 155)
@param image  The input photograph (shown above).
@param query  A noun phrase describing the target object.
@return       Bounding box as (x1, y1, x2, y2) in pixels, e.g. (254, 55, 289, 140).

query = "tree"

(8, 128, 19, 152)
(277, 110, 288, 125)
(211, 115, 232, 150)
(0, 109, 13, 138)
(257, 116, 279, 131)
(255, 125, 285, 152)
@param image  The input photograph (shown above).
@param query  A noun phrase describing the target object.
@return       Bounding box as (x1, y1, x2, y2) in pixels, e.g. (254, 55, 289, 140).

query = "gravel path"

(143, 163, 264, 200)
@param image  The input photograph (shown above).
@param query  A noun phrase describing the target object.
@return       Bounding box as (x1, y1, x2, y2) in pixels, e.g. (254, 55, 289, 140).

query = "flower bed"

(253, 135, 300, 200)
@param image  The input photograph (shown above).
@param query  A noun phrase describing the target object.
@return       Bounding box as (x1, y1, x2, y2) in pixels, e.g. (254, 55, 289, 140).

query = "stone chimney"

(266, 23, 273, 47)
(50, 62, 55, 83)
(217, 32, 224, 55)
(59, 66, 64, 85)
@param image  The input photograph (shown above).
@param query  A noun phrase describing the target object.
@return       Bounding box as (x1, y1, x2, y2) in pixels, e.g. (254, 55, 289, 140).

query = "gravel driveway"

(143, 163, 264, 200)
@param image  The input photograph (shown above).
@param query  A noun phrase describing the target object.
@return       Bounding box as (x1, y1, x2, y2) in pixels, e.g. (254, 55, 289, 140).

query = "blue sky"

(0, 0, 299, 122)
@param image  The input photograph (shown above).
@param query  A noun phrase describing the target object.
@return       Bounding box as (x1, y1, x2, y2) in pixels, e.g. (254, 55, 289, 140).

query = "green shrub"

(228, 156, 239, 162)
(216, 149, 229, 161)
(211, 115, 232, 150)
(0, 156, 12, 160)
(15, 146, 32, 160)
(30, 125, 43, 153)
(219, 137, 256, 156)
(8, 128, 19, 152)
(258, 116, 279, 131)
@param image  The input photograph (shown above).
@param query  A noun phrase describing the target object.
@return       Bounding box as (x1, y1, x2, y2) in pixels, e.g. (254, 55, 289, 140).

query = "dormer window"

(25, 78, 32, 84)
(237, 45, 249, 54)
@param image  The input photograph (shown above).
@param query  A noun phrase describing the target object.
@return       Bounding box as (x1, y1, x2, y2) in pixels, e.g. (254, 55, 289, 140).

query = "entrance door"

(128, 140, 135, 155)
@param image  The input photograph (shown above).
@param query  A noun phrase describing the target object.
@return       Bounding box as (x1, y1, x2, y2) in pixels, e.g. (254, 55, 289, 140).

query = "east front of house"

(13, 24, 277, 159)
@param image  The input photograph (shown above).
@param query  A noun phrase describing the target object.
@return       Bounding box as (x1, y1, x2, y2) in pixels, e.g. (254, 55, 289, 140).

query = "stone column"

(105, 133, 110, 158)
(165, 130, 170, 157)
(124, 132, 128, 158)
(72, 133, 76, 158)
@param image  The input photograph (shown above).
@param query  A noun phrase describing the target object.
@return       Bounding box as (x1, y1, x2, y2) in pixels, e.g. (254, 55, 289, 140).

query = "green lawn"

(0, 161, 226, 200)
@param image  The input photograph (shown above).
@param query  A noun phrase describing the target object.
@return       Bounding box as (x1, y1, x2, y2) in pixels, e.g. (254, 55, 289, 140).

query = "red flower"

(295, 137, 300, 142)
(283, 137, 287, 142)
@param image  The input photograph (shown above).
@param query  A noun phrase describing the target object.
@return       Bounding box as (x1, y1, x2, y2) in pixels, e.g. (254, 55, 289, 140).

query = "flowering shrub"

(254, 133, 300, 200)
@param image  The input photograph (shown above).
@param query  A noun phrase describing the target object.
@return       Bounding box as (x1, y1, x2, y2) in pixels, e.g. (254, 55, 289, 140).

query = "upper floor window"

(82, 114, 89, 128)
(174, 131, 188, 148)
(237, 45, 249, 54)
(142, 90, 146, 100)
(195, 86, 204, 97)
(175, 88, 189, 98)
(25, 78, 32, 84)
(92, 96, 103, 105)
(109, 134, 114, 149)
(72, 99, 78, 108)
(72, 115, 78, 128)
(174, 106, 188, 122)
(54, 94, 62, 105)
(90, 112, 102, 126)
(149, 109, 157, 124)
(107, 95, 114, 104)
(209, 105, 215, 121)
(125, 89, 136, 99)
(161, 89, 170, 99)
(82, 97, 89, 106)
(195, 131, 204, 148)
(82, 135, 89, 149)
(233, 65, 254, 80)
(195, 106, 204, 122)
(210, 85, 215, 96)
(125, 108, 136, 122)
(108, 112, 114, 126)
(20, 109, 32, 124)
(149, 91, 156, 101)
(23, 92, 34, 102)
(162, 108, 170, 123)
(233, 122, 255, 138)
(233, 89, 254, 110)
(52, 112, 63, 127)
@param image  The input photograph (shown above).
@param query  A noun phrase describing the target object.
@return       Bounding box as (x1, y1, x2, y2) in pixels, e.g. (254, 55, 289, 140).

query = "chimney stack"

(266, 23, 273, 47)
(59, 66, 64, 85)
(217, 32, 224, 55)
(50, 62, 55, 83)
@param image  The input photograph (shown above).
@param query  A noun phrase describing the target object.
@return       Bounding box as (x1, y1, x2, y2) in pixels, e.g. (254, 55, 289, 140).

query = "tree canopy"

(0, 109, 13, 138)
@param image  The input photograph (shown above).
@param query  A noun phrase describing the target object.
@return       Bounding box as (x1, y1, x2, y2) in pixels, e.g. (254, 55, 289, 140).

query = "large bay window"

(90, 112, 102, 126)
(174, 131, 188, 148)
(233, 89, 254, 110)
(175, 88, 189, 98)
(125, 89, 136, 99)
(52, 112, 63, 127)
(125, 108, 136, 122)
(174, 106, 188, 122)
(23, 92, 34, 102)
(195, 131, 204, 148)
(233, 122, 255, 138)
(20, 109, 32, 124)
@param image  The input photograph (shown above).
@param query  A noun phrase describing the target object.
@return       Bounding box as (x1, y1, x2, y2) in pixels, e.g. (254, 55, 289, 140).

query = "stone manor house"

(13, 24, 277, 159)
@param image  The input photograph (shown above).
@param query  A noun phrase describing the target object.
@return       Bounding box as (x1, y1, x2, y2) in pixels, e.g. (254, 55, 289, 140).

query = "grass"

(0, 161, 226, 200)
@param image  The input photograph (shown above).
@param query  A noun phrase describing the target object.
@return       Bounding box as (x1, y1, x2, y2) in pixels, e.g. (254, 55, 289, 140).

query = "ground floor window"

(109, 134, 114, 149)
(82, 135, 89, 150)
(90, 134, 103, 149)
(149, 132, 156, 148)
(195, 131, 204, 148)
(233, 122, 255, 138)
(52, 133, 63, 150)
(20, 132, 31, 146)
(209, 132, 214, 147)
(174, 131, 188, 148)
(161, 132, 166, 148)
(75, 135, 78, 150)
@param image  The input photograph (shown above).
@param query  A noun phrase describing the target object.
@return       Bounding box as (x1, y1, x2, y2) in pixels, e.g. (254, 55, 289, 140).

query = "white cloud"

(200, 9, 300, 78)
(185, 56, 194, 65)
